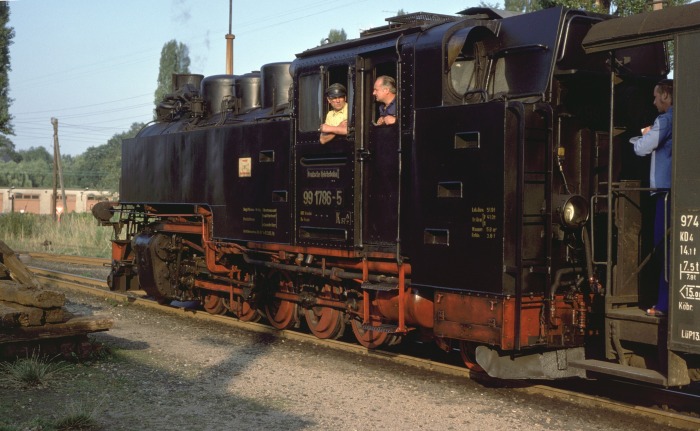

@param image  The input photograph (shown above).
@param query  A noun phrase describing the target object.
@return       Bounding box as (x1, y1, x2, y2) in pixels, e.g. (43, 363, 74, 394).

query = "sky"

(7, 0, 482, 156)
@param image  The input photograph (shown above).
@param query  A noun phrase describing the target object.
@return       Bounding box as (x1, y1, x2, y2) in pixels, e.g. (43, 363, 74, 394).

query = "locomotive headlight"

(557, 195, 589, 229)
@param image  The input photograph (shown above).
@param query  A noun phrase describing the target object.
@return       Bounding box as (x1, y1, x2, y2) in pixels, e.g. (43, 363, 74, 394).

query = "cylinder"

(237, 72, 261, 112)
(374, 289, 434, 328)
(261, 62, 292, 109)
(201, 74, 236, 115)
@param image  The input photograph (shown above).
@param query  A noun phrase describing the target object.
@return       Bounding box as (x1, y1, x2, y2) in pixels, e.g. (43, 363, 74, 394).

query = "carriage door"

(294, 67, 357, 249)
(358, 56, 400, 252)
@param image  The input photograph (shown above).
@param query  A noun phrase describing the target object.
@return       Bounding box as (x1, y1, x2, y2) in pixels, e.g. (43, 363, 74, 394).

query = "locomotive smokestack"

(226, 0, 235, 74)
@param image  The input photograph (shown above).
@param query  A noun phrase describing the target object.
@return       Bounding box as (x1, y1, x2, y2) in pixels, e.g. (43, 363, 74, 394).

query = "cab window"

(446, 27, 497, 104)
(299, 73, 322, 132)
(371, 62, 397, 123)
(324, 67, 352, 125)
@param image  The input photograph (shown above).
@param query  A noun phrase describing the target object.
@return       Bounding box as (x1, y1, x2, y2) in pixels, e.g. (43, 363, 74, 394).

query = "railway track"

(25, 252, 110, 267)
(25, 256, 700, 430)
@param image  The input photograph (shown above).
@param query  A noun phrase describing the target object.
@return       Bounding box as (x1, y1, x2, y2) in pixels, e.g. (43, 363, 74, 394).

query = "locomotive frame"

(95, 4, 700, 386)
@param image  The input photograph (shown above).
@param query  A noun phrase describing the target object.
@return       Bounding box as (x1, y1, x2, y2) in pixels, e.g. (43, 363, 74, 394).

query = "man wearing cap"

(319, 83, 348, 144)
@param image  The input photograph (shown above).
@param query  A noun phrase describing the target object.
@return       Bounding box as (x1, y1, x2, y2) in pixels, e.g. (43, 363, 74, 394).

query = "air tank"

(237, 72, 261, 112)
(261, 62, 292, 109)
(201, 74, 236, 115)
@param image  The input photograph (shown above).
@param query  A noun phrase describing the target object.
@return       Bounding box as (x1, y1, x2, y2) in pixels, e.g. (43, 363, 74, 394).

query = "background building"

(0, 188, 115, 214)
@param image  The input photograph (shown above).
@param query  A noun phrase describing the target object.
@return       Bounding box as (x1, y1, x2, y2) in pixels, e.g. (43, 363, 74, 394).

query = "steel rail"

(29, 266, 700, 430)
(26, 253, 110, 267)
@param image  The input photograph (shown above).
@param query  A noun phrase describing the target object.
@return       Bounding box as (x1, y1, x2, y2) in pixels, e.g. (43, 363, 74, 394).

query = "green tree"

(503, 0, 689, 69)
(0, 3, 13, 137)
(321, 29, 347, 45)
(22, 158, 52, 187)
(0, 155, 51, 188)
(535, 0, 688, 14)
(19, 146, 52, 164)
(154, 40, 191, 113)
(0, 135, 19, 162)
(478, 1, 501, 8)
(503, 0, 541, 12)
(0, 146, 52, 187)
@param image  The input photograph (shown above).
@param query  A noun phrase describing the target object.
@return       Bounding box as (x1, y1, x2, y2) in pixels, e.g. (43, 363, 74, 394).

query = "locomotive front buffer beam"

(433, 291, 590, 379)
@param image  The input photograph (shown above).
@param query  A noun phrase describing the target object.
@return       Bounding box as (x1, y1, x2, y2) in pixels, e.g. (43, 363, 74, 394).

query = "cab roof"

(582, 2, 700, 53)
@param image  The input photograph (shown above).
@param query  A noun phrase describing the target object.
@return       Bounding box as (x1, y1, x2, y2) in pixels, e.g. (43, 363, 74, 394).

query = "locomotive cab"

(569, 3, 700, 386)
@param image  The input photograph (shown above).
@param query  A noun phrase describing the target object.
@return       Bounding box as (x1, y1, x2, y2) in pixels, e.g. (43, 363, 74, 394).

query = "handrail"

(591, 187, 671, 291)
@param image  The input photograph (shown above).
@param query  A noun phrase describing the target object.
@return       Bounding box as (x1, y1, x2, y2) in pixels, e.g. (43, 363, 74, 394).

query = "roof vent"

(360, 11, 459, 37)
(386, 11, 459, 26)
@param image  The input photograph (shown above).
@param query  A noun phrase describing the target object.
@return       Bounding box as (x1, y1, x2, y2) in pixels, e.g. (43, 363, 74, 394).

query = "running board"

(568, 359, 667, 385)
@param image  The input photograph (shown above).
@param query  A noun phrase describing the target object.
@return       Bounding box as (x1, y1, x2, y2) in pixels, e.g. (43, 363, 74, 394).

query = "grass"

(0, 403, 101, 431)
(0, 352, 70, 388)
(52, 400, 103, 431)
(0, 345, 156, 431)
(0, 351, 105, 430)
(0, 206, 122, 430)
(0, 407, 101, 431)
(0, 213, 113, 428)
(0, 213, 112, 258)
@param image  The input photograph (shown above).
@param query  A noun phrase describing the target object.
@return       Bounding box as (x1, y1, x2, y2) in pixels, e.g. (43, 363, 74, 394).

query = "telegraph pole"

(51, 118, 67, 221)
(51, 121, 57, 220)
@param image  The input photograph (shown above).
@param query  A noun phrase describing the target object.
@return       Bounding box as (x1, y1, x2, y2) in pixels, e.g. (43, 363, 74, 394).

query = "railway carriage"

(95, 4, 700, 386)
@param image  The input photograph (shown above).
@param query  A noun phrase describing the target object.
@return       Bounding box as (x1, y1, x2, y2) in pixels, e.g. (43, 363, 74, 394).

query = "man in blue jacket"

(372, 75, 396, 125)
(630, 78, 673, 316)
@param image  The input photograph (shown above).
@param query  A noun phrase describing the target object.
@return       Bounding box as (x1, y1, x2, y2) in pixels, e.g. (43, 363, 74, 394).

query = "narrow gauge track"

(26, 252, 110, 267)
(27, 262, 700, 430)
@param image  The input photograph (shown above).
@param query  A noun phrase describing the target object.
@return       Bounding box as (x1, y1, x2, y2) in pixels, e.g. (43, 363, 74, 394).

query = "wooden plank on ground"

(0, 281, 65, 308)
(0, 301, 46, 326)
(0, 241, 41, 288)
(0, 303, 21, 328)
(44, 307, 65, 324)
(0, 316, 113, 343)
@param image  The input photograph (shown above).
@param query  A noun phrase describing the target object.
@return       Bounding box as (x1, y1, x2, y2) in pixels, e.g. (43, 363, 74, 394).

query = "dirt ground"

(0, 261, 690, 430)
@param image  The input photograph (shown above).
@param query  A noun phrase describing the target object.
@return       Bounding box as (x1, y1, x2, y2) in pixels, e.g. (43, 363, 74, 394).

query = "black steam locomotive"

(94, 5, 700, 385)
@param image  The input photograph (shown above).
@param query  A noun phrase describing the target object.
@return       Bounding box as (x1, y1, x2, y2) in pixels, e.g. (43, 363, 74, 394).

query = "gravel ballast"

(0, 260, 686, 430)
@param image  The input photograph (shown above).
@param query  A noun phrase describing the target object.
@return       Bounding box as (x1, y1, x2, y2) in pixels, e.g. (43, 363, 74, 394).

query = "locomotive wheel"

(351, 319, 391, 349)
(226, 271, 261, 322)
(305, 306, 345, 340)
(202, 294, 227, 315)
(228, 297, 261, 322)
(459, 340, 484, 372)
(264, 271, 298, 330)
